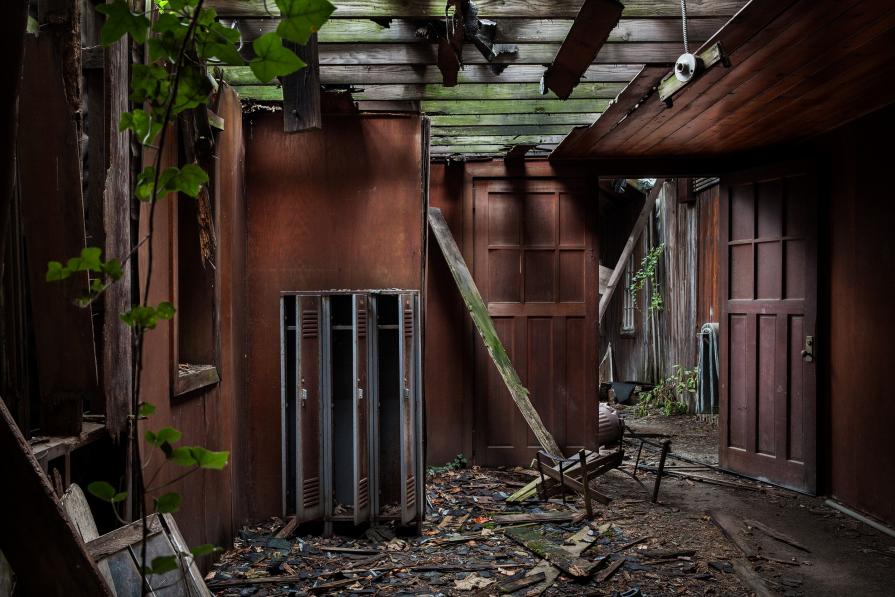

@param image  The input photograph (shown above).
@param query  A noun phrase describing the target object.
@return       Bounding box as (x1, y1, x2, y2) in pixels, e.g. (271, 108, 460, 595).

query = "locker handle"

(357, 388, 364, 401)
(300, 387, 308, 406)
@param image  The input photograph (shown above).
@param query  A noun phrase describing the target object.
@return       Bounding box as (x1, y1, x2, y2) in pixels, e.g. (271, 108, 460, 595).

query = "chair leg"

(652, 440, 671, 503)
(535, 452, 547, 502)
(579, 450, 593, 519)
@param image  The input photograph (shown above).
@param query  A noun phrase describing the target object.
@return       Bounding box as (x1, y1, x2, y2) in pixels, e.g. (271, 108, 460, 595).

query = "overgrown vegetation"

(427, 454, 468, 475)
(634, 365, 697, 417)
(630, 243, 665, 313)
(44, 0, 334, 590)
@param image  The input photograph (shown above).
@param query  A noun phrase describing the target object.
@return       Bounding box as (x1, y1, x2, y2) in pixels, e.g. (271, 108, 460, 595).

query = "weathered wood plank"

(544, 0, 624, 99)
(210, 0, 745, 18)
(598, 181, 662, 323)
(430, 113, 602, 126)
(242, 42, 681, 65)
(0, 399, 113, 596)
(431, 134, 567, 146)
(238, 17, 728, 44)
(282, 35, 322, 131)
(430, 144, 558, 154)
(505, 526, 600, 578)
(421, 99, 611, 114)
(657, 41, 726, 102)
(428, 207, 562, 456)
(224, 63, 642, 85)
(18, 34, 98, 435)
(432, 124, 577, 136)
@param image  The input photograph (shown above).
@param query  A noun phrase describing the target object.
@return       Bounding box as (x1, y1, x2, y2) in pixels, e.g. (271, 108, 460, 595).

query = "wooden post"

(282, 34, 321, 132)
(428, 207, 563, 458)
(0, 398, 113, 596)
(598, 181, 663, 324)
(0, 0, 28, 257)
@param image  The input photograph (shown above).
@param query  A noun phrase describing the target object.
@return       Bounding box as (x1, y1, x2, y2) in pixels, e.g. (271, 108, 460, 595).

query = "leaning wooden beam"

(18, 34, 98, 435)
(543, 0, 624, 99)
(428, 207, 562, 457)
(598, 180, 662, 324)
(0, 398, 113, 596)
(209, 0, 745, 18)
(282, 35, 321, 132)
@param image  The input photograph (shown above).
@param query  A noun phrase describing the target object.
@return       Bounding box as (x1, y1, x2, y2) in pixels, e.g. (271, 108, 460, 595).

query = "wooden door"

(352, 294, 371, 524)
(473, 179, 598, 465)
(719, 167, 817, 493)
(398, 293, 419, 524)
(295, 295, 324, 521)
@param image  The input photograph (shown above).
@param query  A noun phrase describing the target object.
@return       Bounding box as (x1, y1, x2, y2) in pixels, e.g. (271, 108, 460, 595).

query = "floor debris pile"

(207, 464, 758, 596)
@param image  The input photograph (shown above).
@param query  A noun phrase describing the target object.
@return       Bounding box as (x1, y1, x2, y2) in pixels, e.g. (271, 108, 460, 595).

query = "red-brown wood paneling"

(697, 185, 721, 325)
(243, 113, 423, 521)
(823, 105, 895, 526)
(719, 166, 817, 493)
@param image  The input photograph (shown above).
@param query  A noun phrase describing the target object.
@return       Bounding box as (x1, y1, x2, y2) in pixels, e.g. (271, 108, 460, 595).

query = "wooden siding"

(242, 112, 424, 520)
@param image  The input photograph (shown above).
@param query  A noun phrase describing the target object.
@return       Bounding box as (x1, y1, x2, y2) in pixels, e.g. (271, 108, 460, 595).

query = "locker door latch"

(300, 387, 308, 406)
(357, 388, 364, 401)
(800, 336, 815, 363)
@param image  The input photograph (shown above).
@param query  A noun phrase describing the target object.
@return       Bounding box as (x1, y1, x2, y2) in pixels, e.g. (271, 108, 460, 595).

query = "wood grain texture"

(210, 0, 745, 18)
(282, 35, 321, 131)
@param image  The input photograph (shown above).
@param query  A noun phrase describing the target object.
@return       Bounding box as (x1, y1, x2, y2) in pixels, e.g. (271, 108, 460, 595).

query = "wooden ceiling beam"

(432, 124, 578, 136)
(430, 143, 559, 154)
(544, 0, 624, 99)
(430, 113, 602, 126)
(209, 0, 745, 18)
(237, 17, 728, 44)
(431, 134, 567, 145)
(223, 64, 642, 85)
(421, 99, 611, 114)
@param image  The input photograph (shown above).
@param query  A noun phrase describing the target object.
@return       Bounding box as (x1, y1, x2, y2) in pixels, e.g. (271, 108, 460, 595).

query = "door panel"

(352, 294, 371, 524)
(296, 295, 324, 521)
(719, 169, 817, 492)
(473, 180, 598, 465)
(398, 293, 419, 524)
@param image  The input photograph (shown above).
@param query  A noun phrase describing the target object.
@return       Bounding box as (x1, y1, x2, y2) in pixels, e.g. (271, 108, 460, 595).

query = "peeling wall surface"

(242, 112, 424, 521)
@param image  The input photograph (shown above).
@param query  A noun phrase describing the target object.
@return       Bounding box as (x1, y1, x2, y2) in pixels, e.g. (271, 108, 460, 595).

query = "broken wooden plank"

(18, 34, 98, 436)
(536, 459, 611, 505)
(0, 398, 113, 596)
(543, 0, 624, 99)
(282, 34, 321, 132)
(598, 180, 663, 324)
(499, 571, 547, 593)
(730, 559, 775, 597)
(509, 525, 598, 596)
(428, 207, 562, 457)
(505, 526, 599, 578)
(595, 556, 625, 582)
(709, 509, 754, 558)
(657, 42, 727, 103)
(275, 516, 298, 539)
(744, 518, 810, 553)
(490, 512, 579, 525)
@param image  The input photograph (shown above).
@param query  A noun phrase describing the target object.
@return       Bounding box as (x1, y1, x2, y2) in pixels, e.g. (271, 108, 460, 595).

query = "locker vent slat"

(357, 477, 369, 509)
(405, 475, 416, 509)
(301, 310, 318, 338)
(303, 476, 320, 507)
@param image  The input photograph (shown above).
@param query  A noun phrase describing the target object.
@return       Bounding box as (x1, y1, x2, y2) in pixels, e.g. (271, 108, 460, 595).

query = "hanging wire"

(680, 0, 689, 53)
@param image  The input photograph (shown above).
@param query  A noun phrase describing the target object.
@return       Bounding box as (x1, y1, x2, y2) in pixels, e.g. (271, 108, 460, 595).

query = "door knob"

(801, 336, 815, 363)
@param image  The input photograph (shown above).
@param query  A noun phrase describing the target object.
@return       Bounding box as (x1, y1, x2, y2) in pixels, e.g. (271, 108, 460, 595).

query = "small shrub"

(634, 365, 697, 417)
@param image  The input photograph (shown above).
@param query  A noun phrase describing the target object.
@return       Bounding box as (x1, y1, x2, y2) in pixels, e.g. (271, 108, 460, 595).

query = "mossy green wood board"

(238, 17, 728, 44)
(432, 125, 577, 136)
(421, 99, 611, 115)
(430, 113, 601, 126)
(427, 208, 562, 457)
(430, 134, 567, 146)
(221, 64, 641, 85)
(209, 0, 744, 18)
(504, 526, 600, 578)
(429, 144, 559, 154)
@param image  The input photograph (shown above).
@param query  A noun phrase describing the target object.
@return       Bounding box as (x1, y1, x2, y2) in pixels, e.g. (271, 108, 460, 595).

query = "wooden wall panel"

(697, 185, 721, 324)
(243, 112, 423, 520)
(138, 86, 245, 555)
(424, 163, 473, 465)
(822, 105, 895, 526)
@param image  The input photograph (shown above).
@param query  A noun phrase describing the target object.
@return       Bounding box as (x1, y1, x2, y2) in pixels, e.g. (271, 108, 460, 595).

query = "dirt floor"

(207, 416, 895, 596)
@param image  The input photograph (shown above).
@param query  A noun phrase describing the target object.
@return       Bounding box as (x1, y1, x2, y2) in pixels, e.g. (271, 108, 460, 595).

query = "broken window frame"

(621, 256, 637, 336)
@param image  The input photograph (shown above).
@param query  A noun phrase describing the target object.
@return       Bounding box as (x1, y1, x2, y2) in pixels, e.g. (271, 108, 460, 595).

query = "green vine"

(630, 242, 665, 314)
(42, 0, 335, 590)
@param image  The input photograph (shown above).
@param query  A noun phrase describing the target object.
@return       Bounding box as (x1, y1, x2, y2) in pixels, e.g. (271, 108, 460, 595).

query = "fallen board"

(505, 526, 600, 578)
(428, 207, 562, 457)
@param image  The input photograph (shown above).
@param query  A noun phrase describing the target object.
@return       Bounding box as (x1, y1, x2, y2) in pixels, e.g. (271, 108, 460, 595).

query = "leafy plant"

(634, 365, 697, 418)
(44, 0, 333, 591)
(630, 243, 665, 314)
(427, 454, 468, 475)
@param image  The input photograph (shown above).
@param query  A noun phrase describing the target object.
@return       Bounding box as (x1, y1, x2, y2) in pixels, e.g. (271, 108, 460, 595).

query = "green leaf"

(275, 0, 336, 45)
(202, 41, 246, 66)
(135, 166, 158, 202)
(156, 301, 176, 320)
(87, 481, 118, 502)
(102, 258, 124, 281)
(168, 446, 198, 467)
(120, 303, 175, 330)
(46, 261, 69, 282)
(249, 33, 306, 84)
(145, 430, 157, 444)
(130, 64, 170, 106)
(120, 109, 163, 145)
(79, 247, 103, 271)
(190, 544, 218, 557)
(156, 426, 183, 445)
(173, 164, 209, 197)
(148, 555, 179, 575)
(139, 402, 157, 417)
(171, 65, 212, 114)
(155, 492, 183, 514)
(191, 447, 230, 470)
(112, 491, 128, 503)
(96, 0, 151, 45)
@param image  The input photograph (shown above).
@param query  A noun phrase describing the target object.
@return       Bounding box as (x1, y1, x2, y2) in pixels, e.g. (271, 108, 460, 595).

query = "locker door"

(296, 295, 324, 522)
(398, 293, 419, 525)
(353, 294, 372, 524)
